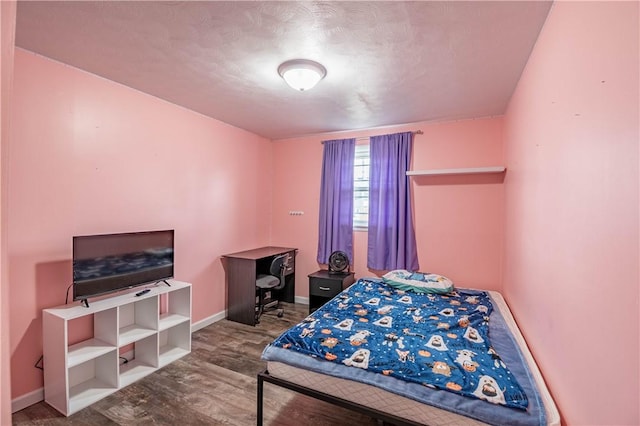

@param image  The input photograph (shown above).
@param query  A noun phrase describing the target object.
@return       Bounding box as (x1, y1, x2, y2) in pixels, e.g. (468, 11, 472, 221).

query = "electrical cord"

(35, 355, 43, 370)
(44, 281, 73, 371)
(119, 356, 129, 364)
(65, 283, 74, 304)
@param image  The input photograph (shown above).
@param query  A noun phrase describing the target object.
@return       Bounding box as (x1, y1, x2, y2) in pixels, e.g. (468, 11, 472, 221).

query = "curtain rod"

(355, 129, 423, 142)
(322, 130, 423, 144)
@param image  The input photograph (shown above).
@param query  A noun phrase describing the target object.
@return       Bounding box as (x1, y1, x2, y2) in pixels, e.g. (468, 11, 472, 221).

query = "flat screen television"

(73, 230, 174, 304)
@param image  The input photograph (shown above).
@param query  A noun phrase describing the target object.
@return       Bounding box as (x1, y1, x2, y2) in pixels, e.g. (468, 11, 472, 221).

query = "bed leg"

(257, 373, 264, 426)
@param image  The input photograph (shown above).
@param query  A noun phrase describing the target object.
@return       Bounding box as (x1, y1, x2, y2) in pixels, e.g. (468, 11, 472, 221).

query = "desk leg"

(282, 274, 295, 303)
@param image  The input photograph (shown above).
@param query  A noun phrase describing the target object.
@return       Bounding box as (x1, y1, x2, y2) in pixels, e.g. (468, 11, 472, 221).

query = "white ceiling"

(15, 1, 552, 140)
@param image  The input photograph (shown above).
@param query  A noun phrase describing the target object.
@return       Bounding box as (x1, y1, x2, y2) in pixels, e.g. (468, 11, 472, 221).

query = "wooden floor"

(13, 303, 379, 425)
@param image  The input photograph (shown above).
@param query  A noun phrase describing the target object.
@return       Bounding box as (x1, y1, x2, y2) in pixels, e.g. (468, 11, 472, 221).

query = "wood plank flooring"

(12, 303, 379, 425)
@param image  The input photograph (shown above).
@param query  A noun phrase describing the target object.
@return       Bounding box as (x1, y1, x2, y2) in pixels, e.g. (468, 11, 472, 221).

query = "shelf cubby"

(118, 296, 158, 346)
(119, 334, 159, 387)
(159, 321, 191, 367)
(158, 312, 189, 330)
(68, 350, 118, 414)
(67, 338, 116, 369)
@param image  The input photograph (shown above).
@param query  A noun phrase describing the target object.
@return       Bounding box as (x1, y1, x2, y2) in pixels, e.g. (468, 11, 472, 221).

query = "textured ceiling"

(15, 1, 552, 140)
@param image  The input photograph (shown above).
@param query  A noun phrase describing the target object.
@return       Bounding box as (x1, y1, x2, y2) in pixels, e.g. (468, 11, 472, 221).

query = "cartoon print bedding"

(268, 278, 529, 410)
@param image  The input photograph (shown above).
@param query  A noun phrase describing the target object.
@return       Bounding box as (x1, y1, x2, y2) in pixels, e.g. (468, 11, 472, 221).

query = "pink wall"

(503, 2, 639, 425)
(7, 4, 638, 423)
(1, 2, 16, 422)
(271, 117, 505, 296)
(8, 49, 273, 399)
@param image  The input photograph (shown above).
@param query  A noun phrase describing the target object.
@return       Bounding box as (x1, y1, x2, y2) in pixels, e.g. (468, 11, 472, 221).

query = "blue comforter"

(267, 279, 528, 410)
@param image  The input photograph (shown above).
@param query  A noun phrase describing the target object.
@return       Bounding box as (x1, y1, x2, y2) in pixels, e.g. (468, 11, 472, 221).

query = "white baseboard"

(191, 300, 307, 331)
(12, 387, 43, 413)
(191, 298, 310, 331)
(191, 309, 226, 332)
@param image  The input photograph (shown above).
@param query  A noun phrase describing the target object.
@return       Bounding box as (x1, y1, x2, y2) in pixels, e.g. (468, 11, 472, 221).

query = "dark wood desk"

(222, 246, 297, 326)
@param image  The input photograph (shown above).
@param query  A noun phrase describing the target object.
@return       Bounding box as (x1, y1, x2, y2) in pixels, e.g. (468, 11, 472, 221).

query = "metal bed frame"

(257, 369, 424, 426)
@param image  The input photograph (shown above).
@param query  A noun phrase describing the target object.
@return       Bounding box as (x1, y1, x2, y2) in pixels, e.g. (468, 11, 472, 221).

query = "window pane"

(353, 144, 369, 229)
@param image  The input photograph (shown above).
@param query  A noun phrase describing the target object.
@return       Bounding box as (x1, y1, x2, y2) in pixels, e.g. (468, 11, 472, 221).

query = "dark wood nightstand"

(308, 270, 355, 314)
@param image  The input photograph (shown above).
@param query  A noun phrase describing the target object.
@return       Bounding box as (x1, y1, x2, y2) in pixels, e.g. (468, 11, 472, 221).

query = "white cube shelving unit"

(43, 280, 191, 416)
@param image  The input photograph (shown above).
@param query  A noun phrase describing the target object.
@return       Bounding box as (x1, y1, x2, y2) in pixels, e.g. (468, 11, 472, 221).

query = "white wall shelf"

(43, 280, 192, 416)
(406, 166, 506, 176)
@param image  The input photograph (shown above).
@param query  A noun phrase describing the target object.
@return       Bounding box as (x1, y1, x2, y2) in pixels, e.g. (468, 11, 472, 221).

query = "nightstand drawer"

(308, 270, 355, 314)
(309, 278, 343, 297)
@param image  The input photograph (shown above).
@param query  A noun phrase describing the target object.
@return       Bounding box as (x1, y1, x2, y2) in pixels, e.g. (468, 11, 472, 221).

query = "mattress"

(263, 289, 559, 426)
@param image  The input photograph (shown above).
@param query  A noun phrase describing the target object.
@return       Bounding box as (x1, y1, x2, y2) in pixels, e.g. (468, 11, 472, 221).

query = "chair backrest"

(269, 254, 289, 290)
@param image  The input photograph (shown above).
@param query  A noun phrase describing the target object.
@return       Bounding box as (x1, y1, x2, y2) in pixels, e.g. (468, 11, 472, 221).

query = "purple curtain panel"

(367, 132, 419, 271)
(317, 138, 355, 264)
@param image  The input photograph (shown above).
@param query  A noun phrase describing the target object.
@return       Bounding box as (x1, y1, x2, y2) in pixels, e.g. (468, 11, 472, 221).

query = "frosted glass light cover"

(278, 59, 326, 91)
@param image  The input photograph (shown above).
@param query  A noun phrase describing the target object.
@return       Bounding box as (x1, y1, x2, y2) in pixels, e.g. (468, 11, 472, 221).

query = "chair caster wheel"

(277, 311, 284, 318)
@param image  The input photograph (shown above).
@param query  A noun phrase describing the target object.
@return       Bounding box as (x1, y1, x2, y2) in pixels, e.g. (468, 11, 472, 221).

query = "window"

(353, 144, 369, 229)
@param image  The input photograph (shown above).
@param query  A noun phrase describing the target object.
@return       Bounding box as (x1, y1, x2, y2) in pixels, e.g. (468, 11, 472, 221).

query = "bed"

(259, 277, 559, 426)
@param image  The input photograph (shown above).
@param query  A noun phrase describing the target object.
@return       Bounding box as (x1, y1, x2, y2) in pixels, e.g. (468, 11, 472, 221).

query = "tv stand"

(159, 279, 171, 287)
(81, 299, 89, 308)
(43, 280, 192, 416)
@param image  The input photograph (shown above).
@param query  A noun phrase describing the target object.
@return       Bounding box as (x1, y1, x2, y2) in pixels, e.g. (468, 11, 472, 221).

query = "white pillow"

(382, 270, 454, 294)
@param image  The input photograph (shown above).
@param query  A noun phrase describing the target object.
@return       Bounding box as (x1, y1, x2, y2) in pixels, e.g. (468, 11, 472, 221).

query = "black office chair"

(255, 253, 289, 323)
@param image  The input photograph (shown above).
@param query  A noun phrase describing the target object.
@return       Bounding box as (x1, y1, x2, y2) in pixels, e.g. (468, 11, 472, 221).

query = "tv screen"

(73, 230, 174, 302)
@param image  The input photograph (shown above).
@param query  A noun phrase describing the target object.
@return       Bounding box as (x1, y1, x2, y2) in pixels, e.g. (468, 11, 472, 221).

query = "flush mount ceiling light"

(278, 59, 327, 91)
